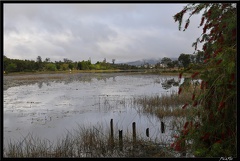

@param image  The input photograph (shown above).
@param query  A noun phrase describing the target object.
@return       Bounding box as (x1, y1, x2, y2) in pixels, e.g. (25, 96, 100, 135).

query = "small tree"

(195, 51, 205, 64)
(161, 57, 172, 68)
(178, 53, 191, 69)
(36, 56, 42, 63)
(45, 63, 56, 71)
(68, 63, 74, 70)
(172, 60, 179, 69)
(112, 59, 115, 65)
(3, 55, 10, 71)
(6, 63, 17, 72)
(77, 61, 82, 70)
(103, 58, 106, 63)
(36, 56, 43, 71)
(172, 3, 236, 157)
(61, 63, 69, 71)
(44, 58, 50, 62)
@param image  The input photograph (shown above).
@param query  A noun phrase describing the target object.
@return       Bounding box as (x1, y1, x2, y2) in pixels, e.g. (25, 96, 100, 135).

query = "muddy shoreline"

(3, 72, 130, 91)
(3, 70, 170, 91)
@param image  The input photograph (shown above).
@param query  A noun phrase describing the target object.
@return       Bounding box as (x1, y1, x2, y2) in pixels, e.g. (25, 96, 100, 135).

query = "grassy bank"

(3, 69, 119, 76)
(4, 124, 177, 158)
(3, 68, 195, 77)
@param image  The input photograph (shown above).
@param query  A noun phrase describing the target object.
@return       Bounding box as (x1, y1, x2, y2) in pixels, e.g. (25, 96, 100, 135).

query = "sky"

(4, 3, 204, 64)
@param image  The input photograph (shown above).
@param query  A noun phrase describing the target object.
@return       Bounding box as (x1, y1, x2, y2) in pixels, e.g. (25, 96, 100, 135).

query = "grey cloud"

(68, 21, 118, 43)
(4, 3, 204, 63)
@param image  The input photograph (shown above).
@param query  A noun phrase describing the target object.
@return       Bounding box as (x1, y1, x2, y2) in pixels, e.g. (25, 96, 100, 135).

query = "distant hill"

(119, 58, 178, 66)
(120, 59, 160, 66)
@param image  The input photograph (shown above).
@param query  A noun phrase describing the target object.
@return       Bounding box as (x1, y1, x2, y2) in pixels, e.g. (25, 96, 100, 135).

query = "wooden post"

(132, 122, 136, 145)
(161, 121, 165, 133)
(110, 119, 114, 147)
(146, 128, 149, 137)
(110, 119, 114, 138)
(119, 130, 123, 151)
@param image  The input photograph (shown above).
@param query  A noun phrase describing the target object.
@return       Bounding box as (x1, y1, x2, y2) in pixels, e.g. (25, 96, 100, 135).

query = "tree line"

(3, 56, 141, 73)
(3, 51, 206, 73)
(157, 51, 205, 69)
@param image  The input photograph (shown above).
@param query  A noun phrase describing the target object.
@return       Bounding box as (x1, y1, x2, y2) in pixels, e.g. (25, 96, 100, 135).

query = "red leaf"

(182, 129, 189, 135)
(199, 17, 205, 26)
(182, 103, 188, 109)
(200, 81, 205, 89)
(195, 122, 200, 129)
(213, 48, 223, 57)
(192, 8, 199, 15)
(207, 10, 212, 18)
(190, 121, 193, 128)
(179, 73, 182, 79)
(204, 59, 209, 63)
(191, 72, 199, 79)
(182, 9, 187, 14)
(208, 23, 212, 28)
(203, 44, 207, 51)
(209, 37, 214, 43)
(173, 135, 179, 139)
(192, 94, 195, 100)
(216, 59, 222, 65)
(203, 25, 207, 34)
(213, 51, 218, 57)
(184, 122, 189, 129)
(217, 101, 225, 111)
(178, 87, 182, 95)
(193, 101, 198, 107)
(201, 133, 210, 141)
(185, 20, 190, 29)
(174, 141, 182, 151)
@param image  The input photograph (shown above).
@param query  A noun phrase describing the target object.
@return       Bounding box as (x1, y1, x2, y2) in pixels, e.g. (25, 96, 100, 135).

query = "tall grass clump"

(4, 123, 176, 158)
(132, 80, 199, 118)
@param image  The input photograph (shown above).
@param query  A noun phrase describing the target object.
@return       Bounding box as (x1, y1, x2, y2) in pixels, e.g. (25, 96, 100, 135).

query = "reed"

(132, 82, 199, 118)
(4, 123, 175, 158)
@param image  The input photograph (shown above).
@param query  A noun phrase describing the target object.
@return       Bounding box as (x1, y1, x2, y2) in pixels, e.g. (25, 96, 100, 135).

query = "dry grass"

(132, 81, 200, 118)
(3, 124, 175, 158)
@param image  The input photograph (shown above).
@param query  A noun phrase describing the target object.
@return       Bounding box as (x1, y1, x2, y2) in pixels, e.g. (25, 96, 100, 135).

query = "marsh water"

(4, 72, 181, 147)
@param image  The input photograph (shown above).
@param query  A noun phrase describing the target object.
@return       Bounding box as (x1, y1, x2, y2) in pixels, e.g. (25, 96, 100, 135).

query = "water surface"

(4, 73, 180, 146)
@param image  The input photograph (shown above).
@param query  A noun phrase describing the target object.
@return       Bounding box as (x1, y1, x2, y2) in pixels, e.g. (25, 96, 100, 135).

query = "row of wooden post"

(110, 119, 165, 151)
(110, 119, 187, 157)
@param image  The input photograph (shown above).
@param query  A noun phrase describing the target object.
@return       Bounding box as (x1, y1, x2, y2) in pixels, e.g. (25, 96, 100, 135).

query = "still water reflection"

(4, 73, 180, 146)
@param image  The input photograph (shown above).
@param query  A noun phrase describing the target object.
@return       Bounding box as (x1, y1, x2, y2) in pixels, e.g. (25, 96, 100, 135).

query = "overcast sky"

(4, 3, 204, 64)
